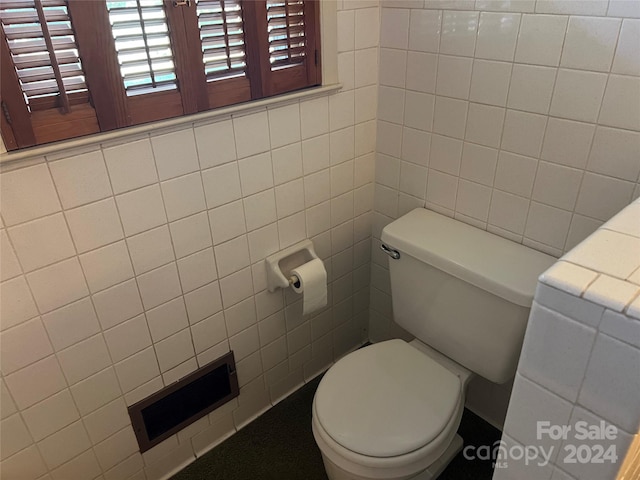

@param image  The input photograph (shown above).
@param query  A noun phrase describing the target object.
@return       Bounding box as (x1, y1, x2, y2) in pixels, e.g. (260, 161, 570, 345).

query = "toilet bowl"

(312, 339, 472, 480)
(311, 208, 556, 480)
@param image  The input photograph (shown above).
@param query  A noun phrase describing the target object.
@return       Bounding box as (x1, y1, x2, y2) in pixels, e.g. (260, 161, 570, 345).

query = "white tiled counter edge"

(495, 197, 640, 480)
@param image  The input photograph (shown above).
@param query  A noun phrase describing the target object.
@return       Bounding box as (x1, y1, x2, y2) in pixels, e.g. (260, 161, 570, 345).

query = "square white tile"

(233, 111, 270, 159)
(272, 142, 303, 185)
(465, 103, 505, 148)
(329, 91, 355, 131)
(519, 303, 596, 402)
(70, 367, 122, 416)
(136, 263, 182, 310)
(177, 247, 218, 293)
(246, 224, 279, 264)
(0, 231, 21, 282)
(8, 213, 75, 273)
(532, 161, 583, 211)
(507, 64, 556, 114)
(65, 198, 124, 254)
(268, 103, 301, 149)
(524, 202, 572, 249)
(57, 334, 112, 385)
(440, 10, 479, 56)
(0, 163, 61, 226)
(92, 279, 143, 330)
(26, 258, 88, 314)
(194, 119, 237, 169)
(184, 281, 223, 325)
(170, 212, 212, 259)
(406, 52, 438, 94)
(501, 109, 547, 157)
(127, 225, 175, 275)
(103, 139, 158, 195)
(560, 16, 621, 72)
(380, 8, 410, 49)
(41, 297, 100, 352)
(515, 14, 568, 66)
(435, 55, 473, 99)
(541, 118, 595, 169)
(598, 75, 640, 131)
(475, 12, 520, 61)
(114, 347, 160, 393)
(115, 185, 167, 237)
(238, 152, 274, 196)
(243, 189, 277, 231)
(49, 151, 112, 209)
(201, 163, 242, 209)
(104, 314, 152, 363)
(494, 150, 538, 197)
(150, 129, 200, 182)
(330, 127, 355, 166)
(488, 190, 530, 234)
(409, 9, 441, 52)
(208, 200, 246, 245)
(574, 172, 634, 222)
(460, 143, 498, 186)
(22, 388, 80, 441)
(79, 240, 134, 293)
(432, 97, 468, 139)
(587, 126, 640, 181)
(146, 297, 189, 343)
(300, 96, 329, 140)
(430, 134, 463, 175)
(379, 48, 407, 88)
(160, 172, 206, 222)
(612, 19, 640, 76)
(4, 355, 66, 409)
(550, 69, 608, 123)
(469, 59, 512, 107)
(155, 329, 195, 373)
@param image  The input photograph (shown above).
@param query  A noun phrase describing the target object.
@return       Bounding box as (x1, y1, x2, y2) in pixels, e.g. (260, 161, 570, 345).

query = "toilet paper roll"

(291, 258, 327, 315)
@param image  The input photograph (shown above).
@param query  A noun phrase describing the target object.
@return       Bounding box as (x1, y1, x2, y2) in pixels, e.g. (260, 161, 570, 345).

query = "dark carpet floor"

(172, 375, 501, 480)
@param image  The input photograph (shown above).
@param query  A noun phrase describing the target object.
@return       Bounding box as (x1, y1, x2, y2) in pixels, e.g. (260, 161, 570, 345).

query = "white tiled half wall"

(494, 197, 640, 480)
(0, 3, 379, 478)
(369, 0, 640, 425)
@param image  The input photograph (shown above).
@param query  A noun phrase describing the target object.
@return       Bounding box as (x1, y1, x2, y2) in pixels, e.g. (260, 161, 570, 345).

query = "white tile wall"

(0, 3, 376, 477)
(371, 0, 640, 347)
(496, 198, 640, 480)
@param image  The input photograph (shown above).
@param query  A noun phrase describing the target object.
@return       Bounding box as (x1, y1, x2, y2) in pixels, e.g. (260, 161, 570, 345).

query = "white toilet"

(312, 208, 555, 480)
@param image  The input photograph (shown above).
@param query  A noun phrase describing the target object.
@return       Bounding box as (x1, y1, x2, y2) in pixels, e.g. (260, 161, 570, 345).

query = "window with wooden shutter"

(0, 0, 99, 148)
(0, 0, 321, 151)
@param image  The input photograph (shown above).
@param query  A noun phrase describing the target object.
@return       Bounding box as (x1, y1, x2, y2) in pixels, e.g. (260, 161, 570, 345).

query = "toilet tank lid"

(381, 209, 556, 307)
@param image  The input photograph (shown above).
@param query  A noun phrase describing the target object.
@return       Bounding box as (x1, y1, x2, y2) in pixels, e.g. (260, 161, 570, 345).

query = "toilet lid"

(314, 340, 461, 458)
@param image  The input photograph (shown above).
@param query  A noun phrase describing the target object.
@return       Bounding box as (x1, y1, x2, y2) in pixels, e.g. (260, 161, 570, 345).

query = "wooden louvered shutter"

(0, 0, 322, 151)
(249, 0, 320, 97)
(194, 0, 251, 107)
(0, 0, 99, 149)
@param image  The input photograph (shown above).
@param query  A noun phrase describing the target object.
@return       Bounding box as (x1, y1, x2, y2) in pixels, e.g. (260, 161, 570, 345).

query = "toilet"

(312, 208, 555, 480)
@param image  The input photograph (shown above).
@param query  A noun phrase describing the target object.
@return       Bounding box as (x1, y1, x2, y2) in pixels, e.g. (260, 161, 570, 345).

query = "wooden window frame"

(0, 0, 321, 151)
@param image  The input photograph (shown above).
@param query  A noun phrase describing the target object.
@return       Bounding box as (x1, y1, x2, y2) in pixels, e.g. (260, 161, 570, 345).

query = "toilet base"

(320, 434, 464, 480)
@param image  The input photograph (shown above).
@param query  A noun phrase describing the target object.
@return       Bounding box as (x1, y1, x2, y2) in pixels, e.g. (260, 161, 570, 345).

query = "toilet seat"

(312, 340, 465, 479)
(315, 339, 461, 458)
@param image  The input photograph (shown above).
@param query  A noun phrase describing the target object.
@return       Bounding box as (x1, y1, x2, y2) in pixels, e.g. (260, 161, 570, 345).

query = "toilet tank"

(381, 209, 555, 384)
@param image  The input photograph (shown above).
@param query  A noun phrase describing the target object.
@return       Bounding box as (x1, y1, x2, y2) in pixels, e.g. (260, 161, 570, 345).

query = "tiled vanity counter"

(495, 198, 640, 480)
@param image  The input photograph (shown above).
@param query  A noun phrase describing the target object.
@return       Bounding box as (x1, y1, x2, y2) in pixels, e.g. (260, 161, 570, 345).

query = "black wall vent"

(129, 351, 239, 452)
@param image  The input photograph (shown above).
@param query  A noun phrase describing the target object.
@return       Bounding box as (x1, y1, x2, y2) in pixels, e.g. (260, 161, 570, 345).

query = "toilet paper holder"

(265, 240, 320, 292)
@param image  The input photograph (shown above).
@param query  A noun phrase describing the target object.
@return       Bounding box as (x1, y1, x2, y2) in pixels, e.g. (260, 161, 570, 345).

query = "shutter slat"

(106, 0, 178, 95)
(196, 0, 247, 82)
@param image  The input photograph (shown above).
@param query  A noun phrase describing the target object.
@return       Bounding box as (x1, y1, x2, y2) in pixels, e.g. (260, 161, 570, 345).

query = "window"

(0, 0, 320, 151)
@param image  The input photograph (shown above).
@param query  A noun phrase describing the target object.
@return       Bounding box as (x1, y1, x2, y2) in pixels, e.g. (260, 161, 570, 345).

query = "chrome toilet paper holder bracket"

(265, 240, 319, 292)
